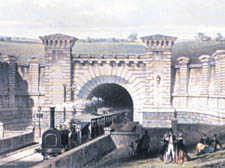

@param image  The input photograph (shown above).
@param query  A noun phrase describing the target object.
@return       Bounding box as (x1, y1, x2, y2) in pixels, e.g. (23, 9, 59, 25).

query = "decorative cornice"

(39, 33, 78, 41)
(199, 55, 211, 63)
(140, 34, 177, 41)
(177, 56, 190, 65)
(1, 54, 17, 63)
(140, 34, 177, 51)
(39, 33, 78, 49)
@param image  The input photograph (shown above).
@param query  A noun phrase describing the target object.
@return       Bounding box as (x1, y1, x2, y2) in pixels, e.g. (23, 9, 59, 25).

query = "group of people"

(129, 129, 224, 164)
(56, 121, 80, 150)
(160, 129, 188, 164)
(196, 133, 223, 155)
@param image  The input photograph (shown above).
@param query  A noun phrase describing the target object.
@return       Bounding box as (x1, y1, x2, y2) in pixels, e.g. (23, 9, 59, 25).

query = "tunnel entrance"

(87, 83, 133, 120)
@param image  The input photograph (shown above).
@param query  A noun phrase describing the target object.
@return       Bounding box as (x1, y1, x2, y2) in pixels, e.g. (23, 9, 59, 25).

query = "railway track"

(0, 143, 43, 168)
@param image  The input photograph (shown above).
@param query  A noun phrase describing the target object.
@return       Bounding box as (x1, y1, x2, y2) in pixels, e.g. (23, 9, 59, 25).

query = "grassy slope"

(91, 125, 225, 168)
(1, 40, 225, 65)
(0, 41, 44, 64)
(172, 40, 225, 64)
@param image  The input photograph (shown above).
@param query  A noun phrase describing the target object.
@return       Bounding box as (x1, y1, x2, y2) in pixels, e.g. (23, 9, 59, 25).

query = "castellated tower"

(39, 34, 78, 105)
(140, 34, 177, 127)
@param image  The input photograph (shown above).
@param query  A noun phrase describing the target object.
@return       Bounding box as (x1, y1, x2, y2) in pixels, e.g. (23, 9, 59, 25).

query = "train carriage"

(38, 107, 127, 159)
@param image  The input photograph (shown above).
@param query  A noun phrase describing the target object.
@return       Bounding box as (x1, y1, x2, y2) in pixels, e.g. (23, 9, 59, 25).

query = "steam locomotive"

(38, 107, 126, 160)
(38, 107, 75, 159)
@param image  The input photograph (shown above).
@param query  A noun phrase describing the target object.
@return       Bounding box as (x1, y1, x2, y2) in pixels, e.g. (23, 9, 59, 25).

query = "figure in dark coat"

(200, 133, 210, 145)
(160, 133, 169, 155)
(177, 133, 187, 154)
(136, 131, 150, 157)
(208, 134, 222, 152)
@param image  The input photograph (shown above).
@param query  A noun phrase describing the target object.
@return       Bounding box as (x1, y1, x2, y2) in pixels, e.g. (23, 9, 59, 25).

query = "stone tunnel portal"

(87, 83, 134, 120)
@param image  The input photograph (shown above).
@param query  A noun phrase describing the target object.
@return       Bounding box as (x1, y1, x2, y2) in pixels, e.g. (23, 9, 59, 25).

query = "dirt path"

(90, 147, 225, 168)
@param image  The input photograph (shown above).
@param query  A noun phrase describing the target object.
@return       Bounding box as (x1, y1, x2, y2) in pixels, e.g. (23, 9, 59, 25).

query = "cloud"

(0, 0, 225, 39)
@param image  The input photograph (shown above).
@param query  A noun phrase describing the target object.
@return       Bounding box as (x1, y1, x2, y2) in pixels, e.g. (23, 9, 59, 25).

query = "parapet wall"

(32, 135, 116, 168)
(0, 131, 34, 155)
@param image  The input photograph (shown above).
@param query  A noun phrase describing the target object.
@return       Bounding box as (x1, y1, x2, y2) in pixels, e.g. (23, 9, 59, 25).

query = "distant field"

(0, 41, 44, 64)
(172, 40, 225, 64)
(1, 40, 225, 65)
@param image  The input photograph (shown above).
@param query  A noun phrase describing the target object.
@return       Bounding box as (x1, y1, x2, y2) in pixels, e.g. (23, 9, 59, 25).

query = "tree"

(86, 36, 92, 42)
(128, 33, 138, 42)
(216, 33, 223, 41)
(195, 32, 205, 40)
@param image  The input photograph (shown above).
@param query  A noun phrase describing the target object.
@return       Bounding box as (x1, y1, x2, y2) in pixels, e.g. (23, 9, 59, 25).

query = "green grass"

(172, 40, 225, 64)
(0, 41, 44, 64)
(1, 40, 225, 65)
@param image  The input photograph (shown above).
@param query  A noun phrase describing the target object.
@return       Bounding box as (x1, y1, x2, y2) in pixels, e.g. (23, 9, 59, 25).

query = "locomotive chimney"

(50, 107, 55, 129)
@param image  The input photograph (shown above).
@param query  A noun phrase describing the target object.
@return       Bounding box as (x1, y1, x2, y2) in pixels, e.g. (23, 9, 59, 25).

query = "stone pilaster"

(214, 50, 225, 96)
(29, 57, 40, 93)
(39, 33, 78, 105)
(140, 34, 177, 128)
(3, 55, 17, 106)
(141, 35, 177, 109)
(199, 55, 211, 95)
(162, 51, 173, 106)
(145, 52, 154, 106)
(177, 57, 190, 96)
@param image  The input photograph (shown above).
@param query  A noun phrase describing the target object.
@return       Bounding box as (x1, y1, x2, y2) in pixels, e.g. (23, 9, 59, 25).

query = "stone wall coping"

(142, 107, 175, 112)
(175, 110, 225, 119)
(0, 55, 17, 63)
(110, 132, 138, 135)
(199, 55, 211, 62)
(175, 62, 215, 69)
(140, 34, 177, 41)
(72, 53, 146, 59)
(172, 94, 225, 98)
(177, 56, 190, 65)
(17, 64, 30, 68)
(0, 131, 33, 140)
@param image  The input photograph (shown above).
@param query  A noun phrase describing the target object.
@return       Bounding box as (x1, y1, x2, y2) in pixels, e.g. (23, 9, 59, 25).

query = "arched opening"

(86, 83, 133, 120)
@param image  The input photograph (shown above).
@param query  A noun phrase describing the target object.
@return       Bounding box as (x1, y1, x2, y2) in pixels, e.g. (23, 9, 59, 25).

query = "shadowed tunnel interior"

(87, 83, 133, 120)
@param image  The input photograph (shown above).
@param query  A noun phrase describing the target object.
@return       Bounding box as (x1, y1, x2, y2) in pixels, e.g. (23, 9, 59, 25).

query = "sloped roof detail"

(39, 33, 78, 41)
(140, 34, 177, 41)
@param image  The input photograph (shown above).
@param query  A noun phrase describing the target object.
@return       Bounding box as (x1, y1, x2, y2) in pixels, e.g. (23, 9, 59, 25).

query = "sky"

(0, 0, 225, 39)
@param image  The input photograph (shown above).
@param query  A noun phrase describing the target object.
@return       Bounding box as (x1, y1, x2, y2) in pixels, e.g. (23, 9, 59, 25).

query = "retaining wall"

(32, 135, 116, 168)
(0, 131, 34, 155)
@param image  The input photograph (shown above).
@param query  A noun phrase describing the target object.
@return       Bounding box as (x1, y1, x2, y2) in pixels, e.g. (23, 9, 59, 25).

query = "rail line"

(0, 143, 43, 168)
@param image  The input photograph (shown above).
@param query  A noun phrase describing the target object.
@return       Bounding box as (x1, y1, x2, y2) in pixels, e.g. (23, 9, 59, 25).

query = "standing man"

(167, 129, 176, 162)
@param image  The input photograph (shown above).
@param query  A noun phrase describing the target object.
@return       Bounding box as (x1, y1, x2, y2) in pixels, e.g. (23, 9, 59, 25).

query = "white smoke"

(85, 96, 105, 113)
(51, 96, 105, 114)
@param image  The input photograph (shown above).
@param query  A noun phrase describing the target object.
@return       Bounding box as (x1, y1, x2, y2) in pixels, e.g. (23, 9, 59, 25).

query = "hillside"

(91, 125, 225, 168)
(1, 40, 225, 65)
(172, 40, 225, 64)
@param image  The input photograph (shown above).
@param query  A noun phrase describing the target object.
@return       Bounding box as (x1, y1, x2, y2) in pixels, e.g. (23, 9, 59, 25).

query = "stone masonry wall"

(2, 33, 225, 131)
(32, 135, 116, 168)
(0, 55, 34, 130)
(0, 131, 34, 154)
(173, 51, 225, 125)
